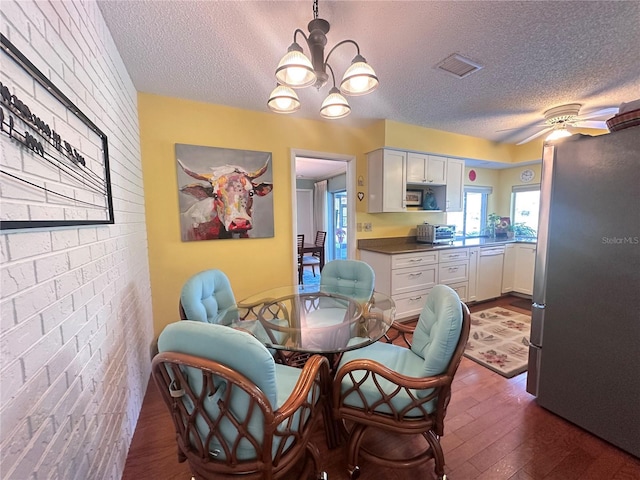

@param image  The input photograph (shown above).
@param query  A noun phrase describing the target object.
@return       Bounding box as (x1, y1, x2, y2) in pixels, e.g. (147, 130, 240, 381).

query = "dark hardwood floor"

(122, 296, 640, 479)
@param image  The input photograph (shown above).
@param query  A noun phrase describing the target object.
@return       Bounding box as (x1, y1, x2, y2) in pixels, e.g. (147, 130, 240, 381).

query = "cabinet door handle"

(448, 267, 459, 272)
(408, 272, 423, 277)
(409, 258, 423, 262)
(409, 296, 423, 301)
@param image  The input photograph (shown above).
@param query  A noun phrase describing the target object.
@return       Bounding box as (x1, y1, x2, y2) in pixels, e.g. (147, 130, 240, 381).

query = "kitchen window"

(511, 184, 540, 236)
(448, 186, 492, 238)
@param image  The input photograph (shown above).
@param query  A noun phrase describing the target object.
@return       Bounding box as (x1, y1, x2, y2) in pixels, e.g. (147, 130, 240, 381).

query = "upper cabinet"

(367, 149, 465, 213)
(406, 153, 447, 185)
(367, 149, 407, 213)
(445, 158, 465, 212)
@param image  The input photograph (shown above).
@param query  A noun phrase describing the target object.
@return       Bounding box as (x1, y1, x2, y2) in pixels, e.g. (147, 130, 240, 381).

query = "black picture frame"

(405, 189, 423, 206)
(0, 34, 114, 230)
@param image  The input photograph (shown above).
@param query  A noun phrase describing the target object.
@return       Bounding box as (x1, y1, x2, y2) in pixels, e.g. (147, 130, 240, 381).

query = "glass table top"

(233, 285, 397, 354)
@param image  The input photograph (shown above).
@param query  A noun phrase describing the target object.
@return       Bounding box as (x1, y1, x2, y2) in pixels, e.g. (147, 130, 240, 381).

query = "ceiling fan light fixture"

(320, 87, 351, 119)
(267, 84, 301, 113)
(546, 127, 572, 141)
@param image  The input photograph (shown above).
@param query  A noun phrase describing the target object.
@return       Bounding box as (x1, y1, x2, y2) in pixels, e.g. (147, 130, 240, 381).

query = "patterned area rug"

(464, 307, 531, 378)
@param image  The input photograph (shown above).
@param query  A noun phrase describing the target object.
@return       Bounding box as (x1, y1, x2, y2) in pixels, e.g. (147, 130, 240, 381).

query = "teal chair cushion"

(411, 285, 463, 378)
(320, 259, 375, 303)
(157, 321, 313, 461)
(180, 270, 238, 324)
(158, 321, 278, 404)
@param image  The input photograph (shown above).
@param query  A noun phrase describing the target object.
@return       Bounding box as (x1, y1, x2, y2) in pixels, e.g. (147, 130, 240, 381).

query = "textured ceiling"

(97, 0, 640, 144)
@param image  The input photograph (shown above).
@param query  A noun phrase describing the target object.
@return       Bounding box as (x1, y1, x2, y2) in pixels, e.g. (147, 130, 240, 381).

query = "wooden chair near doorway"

(302, 231, 327, 276)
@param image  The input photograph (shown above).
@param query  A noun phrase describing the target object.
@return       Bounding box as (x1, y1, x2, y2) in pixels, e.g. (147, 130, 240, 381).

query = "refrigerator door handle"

(530, 304, 545, 347)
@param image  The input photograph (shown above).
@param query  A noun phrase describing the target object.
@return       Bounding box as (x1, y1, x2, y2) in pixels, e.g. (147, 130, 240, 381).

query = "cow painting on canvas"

(176, 144, 274, 241)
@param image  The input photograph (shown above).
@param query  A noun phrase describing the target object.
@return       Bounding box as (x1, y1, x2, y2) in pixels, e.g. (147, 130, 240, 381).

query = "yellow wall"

(139, 94, 545, 334)
(496, 163, 543, 215)
(139, 93, 379, 333)
(384, 119, 544, 163)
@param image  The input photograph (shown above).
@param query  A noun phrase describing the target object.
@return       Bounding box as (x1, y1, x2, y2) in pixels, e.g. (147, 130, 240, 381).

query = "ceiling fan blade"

(576, 107, 619, 121)
(517, 127, 553, 145)
(573, 120, 609, 129)
(497, 123, 546, 132)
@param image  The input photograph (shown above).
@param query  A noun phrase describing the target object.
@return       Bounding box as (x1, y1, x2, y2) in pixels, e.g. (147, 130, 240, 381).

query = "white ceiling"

(97, 0, 640, 146)
(295, 157, 346, 180)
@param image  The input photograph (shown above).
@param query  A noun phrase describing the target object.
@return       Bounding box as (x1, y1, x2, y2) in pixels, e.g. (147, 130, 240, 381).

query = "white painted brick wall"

(0, 2, 153, 479)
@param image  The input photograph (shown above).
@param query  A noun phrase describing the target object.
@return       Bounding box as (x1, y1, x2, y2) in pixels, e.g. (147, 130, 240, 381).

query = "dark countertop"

(358, 236, 537, 254)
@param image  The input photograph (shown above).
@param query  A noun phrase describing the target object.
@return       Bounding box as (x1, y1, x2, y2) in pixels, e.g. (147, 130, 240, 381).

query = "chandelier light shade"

(275, 43, 316, 88)
(268, 0, 378, 119)
(267, 84, 301, 114)
(320, 87, 351, 119)
(340, 55, 379, 96)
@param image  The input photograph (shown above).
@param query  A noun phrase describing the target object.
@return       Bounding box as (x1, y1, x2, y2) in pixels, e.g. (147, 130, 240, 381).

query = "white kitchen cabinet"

(367, 149, 407, 213)
(500, 243, 536, 295)
(361, 250, 438, 320)
(502, 243, 516, 293)
(448, 282, 468, 303)
(467, 247, 480, 302)
(513, 244, 536, 294)
(406, 152, 447, 184)
(445, 158, 465, 212)
(438, 248, 469, 301)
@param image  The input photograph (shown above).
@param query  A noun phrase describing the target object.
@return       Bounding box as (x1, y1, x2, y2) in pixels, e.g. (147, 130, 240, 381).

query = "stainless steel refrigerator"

(526, 125, 640, 458)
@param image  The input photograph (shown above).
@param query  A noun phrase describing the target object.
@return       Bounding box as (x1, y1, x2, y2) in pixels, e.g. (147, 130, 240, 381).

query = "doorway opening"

(291, 150, 356, 285)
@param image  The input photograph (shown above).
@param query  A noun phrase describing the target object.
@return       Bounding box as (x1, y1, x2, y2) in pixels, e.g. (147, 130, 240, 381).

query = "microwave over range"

(416, 224, 456, 244)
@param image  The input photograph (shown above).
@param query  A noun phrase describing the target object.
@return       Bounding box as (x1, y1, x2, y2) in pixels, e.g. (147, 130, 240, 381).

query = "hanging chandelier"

(267, 0, 379, 119)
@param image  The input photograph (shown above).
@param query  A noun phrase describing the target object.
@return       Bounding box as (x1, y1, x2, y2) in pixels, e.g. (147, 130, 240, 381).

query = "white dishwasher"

(476, 245, 505, 301)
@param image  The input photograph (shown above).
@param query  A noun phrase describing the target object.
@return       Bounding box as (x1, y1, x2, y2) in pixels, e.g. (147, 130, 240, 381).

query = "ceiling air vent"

(435, 53, 483, 79)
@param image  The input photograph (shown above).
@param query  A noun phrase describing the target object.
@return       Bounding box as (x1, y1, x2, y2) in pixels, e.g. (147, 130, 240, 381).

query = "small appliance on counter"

(416, 223, 456, 244)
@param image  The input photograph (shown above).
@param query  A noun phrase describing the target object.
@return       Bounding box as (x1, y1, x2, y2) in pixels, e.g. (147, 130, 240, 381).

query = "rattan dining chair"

(332, 285, 471, 480)
(153, 321, 331, 480)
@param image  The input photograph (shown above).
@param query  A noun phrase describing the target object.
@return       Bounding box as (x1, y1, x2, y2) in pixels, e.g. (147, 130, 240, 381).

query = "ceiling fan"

(514, 103, 619, 145)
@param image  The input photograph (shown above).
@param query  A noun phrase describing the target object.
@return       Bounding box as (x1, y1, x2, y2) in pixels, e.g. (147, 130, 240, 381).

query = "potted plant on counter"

(486, 213, 501, 238)
(509, 222, 537, 239)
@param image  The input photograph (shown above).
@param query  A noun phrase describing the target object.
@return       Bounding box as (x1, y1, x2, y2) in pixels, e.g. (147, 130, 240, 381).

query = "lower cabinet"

(501, 243, 536, 295)
(502, 244, 516, 293)
(513, 244, 536, 295)
(361, 247, 469, 321)
(361, 242, 536, 319)
(448, 282, 468, 303)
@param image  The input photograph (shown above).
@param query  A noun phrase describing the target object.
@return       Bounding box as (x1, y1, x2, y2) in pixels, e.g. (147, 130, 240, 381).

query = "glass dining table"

(234, 285, 396, 362)
(233, 284, 396, 448)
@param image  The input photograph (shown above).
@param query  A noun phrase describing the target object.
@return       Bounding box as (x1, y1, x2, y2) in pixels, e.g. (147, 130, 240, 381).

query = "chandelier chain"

(313, 0, 318, 19)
